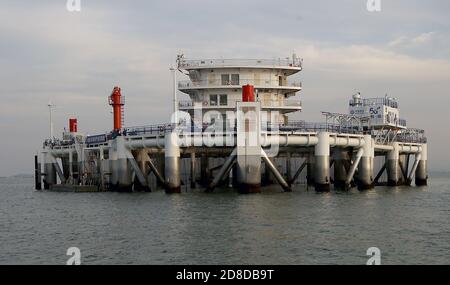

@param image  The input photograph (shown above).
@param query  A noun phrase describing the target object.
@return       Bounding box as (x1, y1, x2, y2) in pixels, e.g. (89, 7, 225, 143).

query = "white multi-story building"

(177, 55, 303, 126)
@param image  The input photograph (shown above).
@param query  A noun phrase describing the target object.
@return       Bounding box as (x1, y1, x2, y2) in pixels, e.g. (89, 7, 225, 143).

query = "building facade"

(177, 55, 303, 127)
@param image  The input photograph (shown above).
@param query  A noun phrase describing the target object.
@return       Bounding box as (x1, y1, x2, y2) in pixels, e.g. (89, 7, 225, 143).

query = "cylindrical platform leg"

(165, 132, 181, 193)
(43, 152, 56, 190)
(109, 147, 118, 189)
(386, 143, 400, 186)
(116, 159, 133, 191)
(61, 157, 70, 181)
(34, 155, 42, 190)
(314, 132, 330, 192)
(357, 135, 374, 190)
(333, 148, 349, 190)
(135, 149, 150, 192)
(110, 137, 133, 192)
(286, 152, 292, 182)
(397, 154, 408, 185)
(200, 154, 209, 186)
(237, 154, 261, 193)
(306, 153, 315, 186)
(415, 144, 428, 186)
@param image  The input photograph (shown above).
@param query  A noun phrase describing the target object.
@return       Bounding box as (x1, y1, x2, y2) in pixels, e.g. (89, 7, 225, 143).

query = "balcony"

(178, 58, 302, 71)
(265, 100, 302, 108)
(178, 79, 302, 92)
(178, 99, 302, 112)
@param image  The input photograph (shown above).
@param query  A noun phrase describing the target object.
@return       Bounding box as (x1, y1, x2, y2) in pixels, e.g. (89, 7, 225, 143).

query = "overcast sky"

(1, 0, 449, 176)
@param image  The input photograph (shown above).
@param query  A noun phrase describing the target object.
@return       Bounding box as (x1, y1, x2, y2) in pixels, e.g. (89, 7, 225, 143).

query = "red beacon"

(109, 86, 125, 131)
(242, 84, 255, 102)
(69, 118, 78, 133)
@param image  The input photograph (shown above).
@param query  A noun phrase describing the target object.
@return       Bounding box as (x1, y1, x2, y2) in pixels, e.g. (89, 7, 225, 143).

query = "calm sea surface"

(1, 174, 449, 265)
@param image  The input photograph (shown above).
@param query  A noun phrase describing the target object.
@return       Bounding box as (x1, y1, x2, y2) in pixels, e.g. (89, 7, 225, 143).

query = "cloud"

(387, 32, 450, 58)
(241, 36, 450, 83)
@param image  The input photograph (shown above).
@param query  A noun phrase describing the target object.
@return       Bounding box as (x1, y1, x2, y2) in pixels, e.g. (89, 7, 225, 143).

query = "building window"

(221, 74, 230, 85)
(210, 94, 218, 106)
(231, 74, 240, 85)
(219, 94, 228, 106)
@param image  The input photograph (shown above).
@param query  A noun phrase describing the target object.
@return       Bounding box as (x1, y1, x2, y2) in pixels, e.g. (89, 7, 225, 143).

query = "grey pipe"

(406, 153, 422, 185)
(125, 150, 148, 188)
(261, 149, 291, 192)
(206, 148, 237, 192)
(345, 147, 364, 186)
(146, 157, 166, 187)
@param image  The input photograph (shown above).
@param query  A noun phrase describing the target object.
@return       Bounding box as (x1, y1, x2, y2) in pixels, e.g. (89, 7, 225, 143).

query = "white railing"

(178, 79, 302, 89)
(179, 58, 302, 69)
(178, 100, 302, 109)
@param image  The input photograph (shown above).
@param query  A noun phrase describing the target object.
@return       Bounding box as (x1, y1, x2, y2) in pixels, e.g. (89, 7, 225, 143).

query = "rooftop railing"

(178, 58, 303, 69)
(396, 128, 427, 143)
(349, 97, 399, 108)
(372, 128, 426, 144)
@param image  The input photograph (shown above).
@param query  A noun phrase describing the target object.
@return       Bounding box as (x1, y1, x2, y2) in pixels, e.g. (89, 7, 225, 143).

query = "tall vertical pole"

(190, 152, 196, 189)
(48, 101, 54, 140)
(171, 67, 178, 125)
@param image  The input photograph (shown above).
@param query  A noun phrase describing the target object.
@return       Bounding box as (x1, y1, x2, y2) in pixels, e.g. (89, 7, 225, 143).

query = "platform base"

(315, 183, 330, 192)
(415, 178, 428, 186)
(238, 183, 261, 194)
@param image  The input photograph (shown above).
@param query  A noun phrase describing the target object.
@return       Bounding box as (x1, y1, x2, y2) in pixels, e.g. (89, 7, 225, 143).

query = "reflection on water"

(0, 176, 449, 264)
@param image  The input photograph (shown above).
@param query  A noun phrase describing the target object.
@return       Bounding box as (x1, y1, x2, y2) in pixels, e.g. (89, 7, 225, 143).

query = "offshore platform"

(34, 54, 428, 193)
